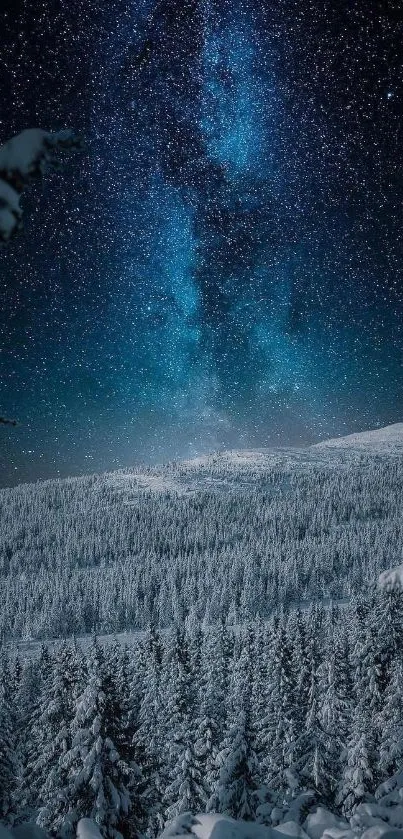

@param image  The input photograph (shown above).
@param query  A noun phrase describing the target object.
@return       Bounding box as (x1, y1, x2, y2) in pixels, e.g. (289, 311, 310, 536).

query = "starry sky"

(0, 0, 403, 485)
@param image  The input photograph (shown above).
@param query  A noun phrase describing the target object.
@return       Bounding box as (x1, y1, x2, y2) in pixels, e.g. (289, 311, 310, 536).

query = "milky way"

(0, 0, 402, 485)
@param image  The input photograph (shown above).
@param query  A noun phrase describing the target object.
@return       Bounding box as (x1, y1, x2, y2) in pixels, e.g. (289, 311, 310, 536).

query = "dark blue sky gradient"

(0, 0, 403, 485)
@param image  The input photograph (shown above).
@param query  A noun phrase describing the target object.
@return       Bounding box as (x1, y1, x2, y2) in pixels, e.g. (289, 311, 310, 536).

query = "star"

(0, 0, 402, 485)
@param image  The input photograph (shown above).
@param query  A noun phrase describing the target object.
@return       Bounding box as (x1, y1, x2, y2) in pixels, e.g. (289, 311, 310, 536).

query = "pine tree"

(338, 715, 373, 818)
(373, 587, 403, 692)
(132, 632, 164, 837)
(17, 645, 53, 820)
(262, 617, 295, 792)
(39, 641, 135, 838)
(162, 628, 207, 823)
(213, 619, 234, 736)
(316, 643, 351, 804)
(337, 623, 378, 817)
(194, 630, 224, 804)
(0, 657, 18, 823)
(378, 657, 403, 782)
(111, 642, 149, 838)
(209, 709, 259, 820)
(292, 660, 333, 806)
(209, 628, 260, 821)
(33, 642, 83, 822)
(288, 611, 311, 733)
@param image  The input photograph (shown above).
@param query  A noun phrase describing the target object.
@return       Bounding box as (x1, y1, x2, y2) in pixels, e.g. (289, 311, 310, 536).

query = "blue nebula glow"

(201, 2, 277, 179)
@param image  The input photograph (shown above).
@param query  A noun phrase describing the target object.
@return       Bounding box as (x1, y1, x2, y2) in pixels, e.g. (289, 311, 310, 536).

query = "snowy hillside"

(2, 431, 403, 838)
(0, 436, 403, 644)
(314, 422, 403, 449)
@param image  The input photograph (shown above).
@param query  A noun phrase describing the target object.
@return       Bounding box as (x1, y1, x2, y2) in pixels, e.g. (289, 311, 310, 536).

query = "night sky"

(1, 0, 403, 486)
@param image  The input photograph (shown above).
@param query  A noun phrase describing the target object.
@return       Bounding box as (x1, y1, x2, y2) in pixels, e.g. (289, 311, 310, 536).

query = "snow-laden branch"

(0, 416, 17, 426)
(0, 128, 82, 243)
(378, 565, 403, 592)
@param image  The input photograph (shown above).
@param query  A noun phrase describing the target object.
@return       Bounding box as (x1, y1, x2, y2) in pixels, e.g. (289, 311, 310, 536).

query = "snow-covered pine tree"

(337, 621, 380, 817)
(262, 616, 295, 796)
(215, 618, 235, 734)
(194, 629, 225, 805)
(12, 657, 38, 823)
(102, 643, 132, 764)
(16, 645, 53, 821)
(338, 718, 373, 819)
(32, 642, 85, 825)
(9, 656, 22, 702)
(0, 128, 81, 243)
(209, 708, 259, 821)
(41, 639, 135, 838)
(162, 627, 207, 823)
(373, 586, 403, 693)
(209, 629, 259, 821)
(292, 658, 333, 806)
(288, 610, 312, 733)
(0, 654, 18, 823)
(135, 630, 165, 836)
(249, 617, 272, 774)
(316, 649, 350, 804)
(106, 642, 149, 839)
(377, 656, 403, 783)
(185, 611, 203, 684)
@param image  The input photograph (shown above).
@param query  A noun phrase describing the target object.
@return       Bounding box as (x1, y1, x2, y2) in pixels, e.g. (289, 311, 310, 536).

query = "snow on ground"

(183, 450, 275, 468)
(160, 809, 403, 839)
(5, 597, 350, 660)
(314, 423, 403, 449)
(160, 812, 360, 839)
(102, 449, 301, 499)
(3, 808, 403, 839)
(104, 471, 192, 498)
(220, 450, 280, 466)
(305, 809, 354, 839)
(76, 820, 103, 839)
(161, 813, 308, 839)
(0, 823, 101, 839)
(378, 564, 403, 591)
(5, 628, 144, 659)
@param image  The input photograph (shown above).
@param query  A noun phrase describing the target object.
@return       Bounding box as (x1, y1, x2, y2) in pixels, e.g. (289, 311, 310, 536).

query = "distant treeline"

(0, 452, 402, 642)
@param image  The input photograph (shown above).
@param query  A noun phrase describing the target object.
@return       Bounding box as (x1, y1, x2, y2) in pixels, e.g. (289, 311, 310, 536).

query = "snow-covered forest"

(0, 447, 402, 644)
(2, 590, 403, 837)
(0, 2, 402, 836)
(2, 442, 403, 839)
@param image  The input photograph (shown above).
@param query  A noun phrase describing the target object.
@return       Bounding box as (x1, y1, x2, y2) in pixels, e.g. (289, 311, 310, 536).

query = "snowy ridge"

(105, 430, 403, 501)
(314, 423, 403, 449)
(1, 429, 403, 644)
(104, 471, 192, 498)
(183, 450, 275, 468)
